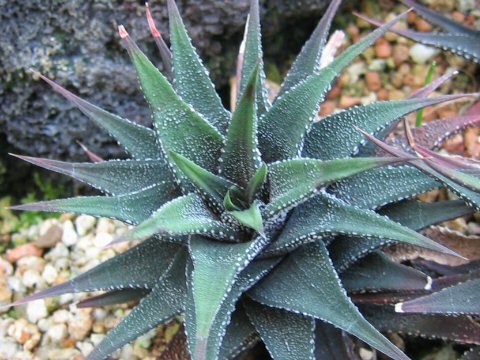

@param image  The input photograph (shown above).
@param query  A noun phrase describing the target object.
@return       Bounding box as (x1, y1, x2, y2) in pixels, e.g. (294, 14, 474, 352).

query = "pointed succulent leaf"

(265, 193, 458, 257)
(303, 95, 471, 160)
(258, 11, 407, 162)
(170, 152, 234, 208)
(77, 289, 149, 308)
(11, 155, 174, 196)
(358, 13, 480, 63)
(238, 0, 269, 115)
(188, 235, 270, 360)
(278, 0, 341, 97)
(223, 190, 242, 211)
(119, 27, 224, 173)
(245, 300, 315, 360)
(462, 347, 480, 359)
(314, 321, 358, 360)
(266, 157, 407, 218)
(379, 199, 474, 231)
(329, 236, 393, 272)
(32, 71, 161, 160)
(359, 129, 480, 209)
(396, 279, 480, 315)
(362, 304, 480, 345)
(3, 240, 181, 308)
(221, 63, 261, 187)
(249, 242, 409, 360)
(86, 248, 188, 360)
(77, 142, 104, 163)
(195, 257, 279, 360)
(246, 162, 267, 204)
(116, 194, 241, 244)
(341, 252, 431, 293)
(330, 165, 440, 209)
(145, 3, 173, 78)
(402, 0, 478, 36)
(218, 307, 258, 360)
(167, 0, 230, 134)
(11, 183, 179, 225)
(228, 201, 264, 234)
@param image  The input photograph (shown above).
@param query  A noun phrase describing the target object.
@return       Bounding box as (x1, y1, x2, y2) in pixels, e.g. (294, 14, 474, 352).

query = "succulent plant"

(4, 0, 480, 359)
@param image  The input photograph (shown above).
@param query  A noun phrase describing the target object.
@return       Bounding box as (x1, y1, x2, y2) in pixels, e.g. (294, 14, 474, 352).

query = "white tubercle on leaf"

(395, 302, 404, 313)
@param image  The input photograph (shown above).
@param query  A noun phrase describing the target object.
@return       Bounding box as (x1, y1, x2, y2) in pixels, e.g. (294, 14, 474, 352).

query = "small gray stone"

(34, 225, 63, 249)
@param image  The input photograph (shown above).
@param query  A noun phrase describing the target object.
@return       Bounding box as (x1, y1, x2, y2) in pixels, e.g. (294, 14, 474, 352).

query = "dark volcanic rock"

(0, 0, 327, 162)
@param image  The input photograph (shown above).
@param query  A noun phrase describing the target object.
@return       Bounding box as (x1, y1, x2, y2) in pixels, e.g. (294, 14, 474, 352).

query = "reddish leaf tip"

(118, 25, 129, 39)
(146, 2, 161, 38)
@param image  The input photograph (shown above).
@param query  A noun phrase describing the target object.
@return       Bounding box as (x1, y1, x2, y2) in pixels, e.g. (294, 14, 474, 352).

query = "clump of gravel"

(0, 214, 174, 360)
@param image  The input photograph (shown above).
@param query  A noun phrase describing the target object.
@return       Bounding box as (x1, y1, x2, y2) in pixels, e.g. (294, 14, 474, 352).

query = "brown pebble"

(388, 89, 404, 100)
(326, 82, 342, 100)
(414, 18, 433, 32)
(339, 95, 361, 108)
(6, 243, 43, 263)
(319, 101, 336, 117)
(403, 73, 415, 87)
(376, 88, 388, 101)
(365, 72, 381, 92)
(34, 225, 63, 248)
(392, 44, 410, 66)
(451, 11, 465, 23)
(374, 38, 392, 58)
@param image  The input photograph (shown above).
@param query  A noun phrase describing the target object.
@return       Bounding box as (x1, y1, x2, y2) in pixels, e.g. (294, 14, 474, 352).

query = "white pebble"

(52, 309, 70, 324)
(93, 232, 113, 248)
(26, 300, 48, 323)
(77, 341, 94, 356)
(37, 318, 52, 332)
(75, 215, 96, 236)
(47, 324, 67, 343)
(409, 43, 437, 64)
(96, 218, 115, 234)
(7, 276, 25, 293)
(21, 270, 42, 288)
(45, 242, 69, 261)
(62, 220, 78, 246)
(0, 339, 20, 359)
(41, 264, 58, 285)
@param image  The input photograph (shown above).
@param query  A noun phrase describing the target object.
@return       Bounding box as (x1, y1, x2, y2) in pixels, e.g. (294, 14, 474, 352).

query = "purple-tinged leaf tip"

(9, 153, 74, 177)
(409, 69, 457, 99)
(145, 2, 172, 77)
(77, 141, 104, 163)
(1, 281, 74, 309)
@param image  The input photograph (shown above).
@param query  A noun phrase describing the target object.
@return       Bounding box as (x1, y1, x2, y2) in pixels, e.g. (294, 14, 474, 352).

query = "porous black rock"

(0, 0, 327, 162)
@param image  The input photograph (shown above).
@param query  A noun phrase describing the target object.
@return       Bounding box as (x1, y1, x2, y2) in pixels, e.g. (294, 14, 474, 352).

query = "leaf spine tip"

(424, 276, 432, 291)
(118, 25, 129, 39)
(145, 3, 161, 38)
(394, 302, 404, 313)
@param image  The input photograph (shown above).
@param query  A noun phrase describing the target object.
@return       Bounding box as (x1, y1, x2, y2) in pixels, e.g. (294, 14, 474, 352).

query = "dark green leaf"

(116, 194, 242, 244)
(120, 28, 224, 174)
(246, 162, 267, 204)
(342, 252, 431, 293)
(188, 235, 270, 360)
(396, 279, 480, 315)
(86, 248, 188, 360)
(303, 95, 470, 160)
(266, 157, 407, 218)
(11, 183, 179, 225)
(249, 242, 409, 360)
(238, 0, 269, 115)
(330, 165, 440, 209)
(315, 321, 359, 360)
(379, 199, 474, 231)
(218, 307, 258, 360)
(77, 289, 149, 308)
(12, 156, 174, 196)
(278, 0, 341, 96)
(170, 152, 234, 209)
(228, 201, 264, 234)
(4, 240, 181, 308)
(33, 71, 161, 160)
(361, 304, 480, 345)
(168, 0, 230, 134)
(221, 63, 261, 187)
(265, 193, 458, 257)
(245, 300, 315, 360)
(258, 11, 407, 162)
